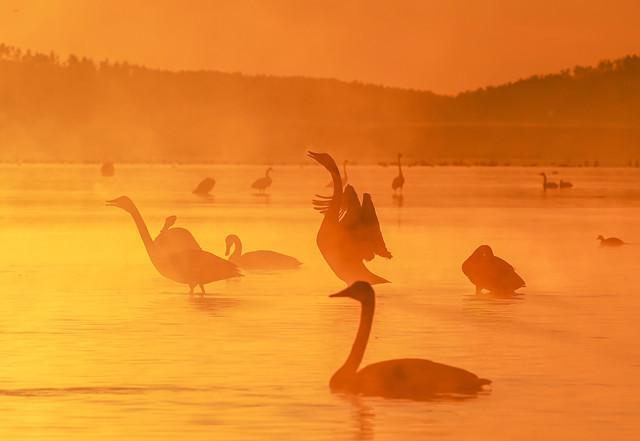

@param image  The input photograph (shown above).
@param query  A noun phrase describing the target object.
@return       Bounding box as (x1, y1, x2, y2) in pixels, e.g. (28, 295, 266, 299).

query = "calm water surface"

(0, 164, 639, 440)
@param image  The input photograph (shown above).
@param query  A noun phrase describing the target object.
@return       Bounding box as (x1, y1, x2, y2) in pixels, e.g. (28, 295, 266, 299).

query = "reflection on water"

(1, 164, 640, 440)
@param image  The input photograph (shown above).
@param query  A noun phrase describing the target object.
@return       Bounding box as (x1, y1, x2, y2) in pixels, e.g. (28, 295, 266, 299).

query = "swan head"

(161, 216, 177, 233)
(106, 196, 136, 213)
(308, 151, 339, 174)
(330, 281, 374, 304)
(539, 173, 547, 177)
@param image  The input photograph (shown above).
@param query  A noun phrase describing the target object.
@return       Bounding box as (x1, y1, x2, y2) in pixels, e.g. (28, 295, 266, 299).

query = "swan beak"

(329, 286, 353, 298)
(105, 199, 117, 207)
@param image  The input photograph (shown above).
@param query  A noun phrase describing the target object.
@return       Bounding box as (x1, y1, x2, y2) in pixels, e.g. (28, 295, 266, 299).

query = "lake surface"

(0, 163, 639, 440)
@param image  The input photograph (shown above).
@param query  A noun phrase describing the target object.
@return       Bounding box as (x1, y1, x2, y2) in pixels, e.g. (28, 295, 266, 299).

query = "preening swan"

(329, 282, 491, 399)
(251, 167, 273, 192)
(107, 196, 240, 294)
(309, 151, 391, 285)
(597, 235, 625, 247)
(391, 154, 404, 195)
(225, 234, 302, 270)
(193, 177, 215, 196)
(539, 173, 558, 190)
(462, 245, 525, 294)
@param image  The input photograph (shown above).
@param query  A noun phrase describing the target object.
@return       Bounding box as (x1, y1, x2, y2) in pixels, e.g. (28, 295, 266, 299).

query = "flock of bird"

(104, 152, 625, 401)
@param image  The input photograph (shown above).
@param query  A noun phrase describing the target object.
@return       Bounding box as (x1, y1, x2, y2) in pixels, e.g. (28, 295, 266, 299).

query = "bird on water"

(539, 172, 558, 190)
(251, 167, 273, 193)
(329, 281, 491, 399)
(462, 245, 525, 294)
(309, 151, 391, 285)
(597, 235, 625, 247)
(391, 153, 405, 195)
(193, 177, 215, 196)
(107, 196, 240, 294)
(224, 234, 302, 270)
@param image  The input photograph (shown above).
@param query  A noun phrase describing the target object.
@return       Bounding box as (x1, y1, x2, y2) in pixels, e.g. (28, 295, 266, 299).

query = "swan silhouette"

(107, 196, 240, 294)
(193, 177, 215, 196)
(462, 245, 525, 294)
(224, 234, 302, 270)
(391, 154, 404, 195)
(559, 179, 573, 189)
(251, 167, 273, 193)
(539, 173, 558, 190)
(326, 160, 348, 188)
(309, 151, 391, 285)
(597, 235, 625, 247)
(330, 282, 491, 399)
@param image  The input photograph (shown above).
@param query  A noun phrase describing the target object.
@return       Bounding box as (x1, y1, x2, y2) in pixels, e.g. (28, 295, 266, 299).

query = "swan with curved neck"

(107, 196, 240, 294)
(309, 151, 390, 285)
(391, 154, 405, 195)
(224, 234, 302, 269)
(330, 282, 491, 399)
(326, 160, 349, 188)
(539, 173, 558, 191)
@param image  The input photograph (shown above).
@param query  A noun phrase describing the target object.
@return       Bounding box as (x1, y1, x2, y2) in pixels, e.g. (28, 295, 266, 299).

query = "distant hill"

(1, 43, 639, 164)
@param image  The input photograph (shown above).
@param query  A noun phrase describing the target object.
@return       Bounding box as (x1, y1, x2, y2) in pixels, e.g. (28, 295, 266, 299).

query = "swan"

(107, 196, 240, 294)
(539, 173, 558, 190)
(251, 167, 273, 192)
(597, 235, 625, 247)
(309, 151, 391, 285)
(391, 154, 404, 195)
(462, 245, 525, 294)
(193, 177, 215, 196)
(326, 160, 348, 188)
(559, 179, 573, 189)
(224, 234, 302, 269)
(329, 281, 491, 399)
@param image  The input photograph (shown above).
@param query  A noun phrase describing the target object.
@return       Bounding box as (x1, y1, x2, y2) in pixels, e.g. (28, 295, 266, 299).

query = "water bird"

(597, 235, 625, 247)
(326, 160, 349, 188)
(193, 177, 215, 196)
(559, 179, 573, 189)
(107, 196, 240, 294)
(329, 282, 491, 399)
(539, 173, 558, 190)
(391, 154, 405, 195)
(309, 151, 391, 285)
(251, 167, 273, 193)
(462, 245, 525, 294)
(101, 162, 115, 177)
(224, 234, 302, 269)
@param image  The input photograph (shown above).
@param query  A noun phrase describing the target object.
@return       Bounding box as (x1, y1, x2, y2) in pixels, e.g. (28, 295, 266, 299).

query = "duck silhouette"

(597, 235, 625, 247)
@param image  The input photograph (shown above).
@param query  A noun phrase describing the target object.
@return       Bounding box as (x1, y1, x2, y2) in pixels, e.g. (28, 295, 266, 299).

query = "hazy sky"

(1, 0, 639, 94)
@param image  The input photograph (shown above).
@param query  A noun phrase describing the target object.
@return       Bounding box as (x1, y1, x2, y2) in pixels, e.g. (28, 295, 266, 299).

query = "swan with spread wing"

(308, 151, 391, 285)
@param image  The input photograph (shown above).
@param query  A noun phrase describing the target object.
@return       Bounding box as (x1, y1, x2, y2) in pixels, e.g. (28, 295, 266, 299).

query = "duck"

(597, 235, 625, 247)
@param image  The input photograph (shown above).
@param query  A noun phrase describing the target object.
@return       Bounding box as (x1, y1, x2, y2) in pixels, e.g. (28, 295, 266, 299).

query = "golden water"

(0, 164, 639, 440)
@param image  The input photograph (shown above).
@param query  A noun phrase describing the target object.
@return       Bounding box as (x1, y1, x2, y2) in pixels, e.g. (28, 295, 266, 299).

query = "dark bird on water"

(193, 177, 215, 196)
(251, 167, 273, 193)
(101, 162, 115, 177)
(309, 151, 391, 285)
(539, 173, 558, 190)
(597, 235, 625, 247)
(224, 234, 302, 270)
(462, 245, 525, 294)
(329, 282, 491, 400)
(392, 153, 405, 195)
(559, 179, 573, 189)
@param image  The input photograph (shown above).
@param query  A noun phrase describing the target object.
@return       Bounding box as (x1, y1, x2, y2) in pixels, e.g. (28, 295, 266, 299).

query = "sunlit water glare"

(0, 164, 639, 440)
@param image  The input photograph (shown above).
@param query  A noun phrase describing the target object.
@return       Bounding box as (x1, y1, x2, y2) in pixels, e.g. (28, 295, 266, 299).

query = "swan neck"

(127, 205, 155, 258)
(398, 157, 403, 176)
(230, 236, 242, 260)
(342, 298, 375, 374)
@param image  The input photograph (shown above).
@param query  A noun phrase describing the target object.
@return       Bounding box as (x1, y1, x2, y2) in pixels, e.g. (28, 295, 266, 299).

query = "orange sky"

(1, 0, 639, 94)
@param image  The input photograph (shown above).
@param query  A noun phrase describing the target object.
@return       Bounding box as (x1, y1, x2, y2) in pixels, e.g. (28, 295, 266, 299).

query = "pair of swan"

(309, 151, 391, 285)
(330, 281, 491, 399)
(108, 196, 301, 292)
(540, 173, 573, 191)
(462, 245, 525, 294)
